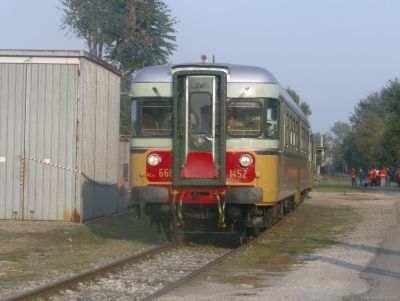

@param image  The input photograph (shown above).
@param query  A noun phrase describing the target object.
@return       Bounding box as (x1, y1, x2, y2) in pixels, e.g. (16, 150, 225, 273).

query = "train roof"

(132, 63, 279, 84)
(131, 63, 310, 127)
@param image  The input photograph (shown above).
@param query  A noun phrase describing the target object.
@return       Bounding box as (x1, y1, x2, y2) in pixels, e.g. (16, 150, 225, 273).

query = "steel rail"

(4, 243, 177, 301)
(141, 208, 297, 301)
(4, 204, 298, 301)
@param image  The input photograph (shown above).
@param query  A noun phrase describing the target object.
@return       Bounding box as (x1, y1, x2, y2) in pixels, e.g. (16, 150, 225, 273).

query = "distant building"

(315, 135, 326, 175)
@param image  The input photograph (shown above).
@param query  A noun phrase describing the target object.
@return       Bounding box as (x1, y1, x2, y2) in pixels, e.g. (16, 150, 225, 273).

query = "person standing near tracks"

(385, 167, 390, 186)
(358, 168, 364, 186)
(371, 169, 377, 186)
(396, 170, 400, 187)
(351, 168, 357, 187)
(380, 168, 386, 187)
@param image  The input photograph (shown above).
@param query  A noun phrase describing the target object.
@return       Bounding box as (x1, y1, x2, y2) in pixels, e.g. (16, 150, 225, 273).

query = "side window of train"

(137, 99, 173, 137)
(266, 99, 279, 138)
(131, 99, 138, 136)
(227, 100, 262, 138)
(285, 111, 290, 147)
(295, 119, 299, 150)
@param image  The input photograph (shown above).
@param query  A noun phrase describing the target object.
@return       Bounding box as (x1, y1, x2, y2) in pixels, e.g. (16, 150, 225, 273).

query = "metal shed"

(0, 50, 121, 222)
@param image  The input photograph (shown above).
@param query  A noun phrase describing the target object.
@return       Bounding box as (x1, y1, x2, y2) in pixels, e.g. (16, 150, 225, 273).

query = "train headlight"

(147, 154, 161, 167)
(239, 154, 253, 167)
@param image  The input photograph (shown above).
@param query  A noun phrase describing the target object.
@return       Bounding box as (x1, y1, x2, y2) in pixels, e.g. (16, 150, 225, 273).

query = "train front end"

(130, 63, 283, 238)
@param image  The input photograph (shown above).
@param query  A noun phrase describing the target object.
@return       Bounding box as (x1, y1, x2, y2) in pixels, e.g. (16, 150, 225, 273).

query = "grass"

(0, 211, 164, 285)
(314, 176, 399, 192)
(314, 176, 364, 192)
(202, 203, 359, 286)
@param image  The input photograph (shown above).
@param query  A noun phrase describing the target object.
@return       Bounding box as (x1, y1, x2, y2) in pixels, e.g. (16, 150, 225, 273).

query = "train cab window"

(266, 100, 279, 138)
(133, 99, 172, 137)
(227, 100, 262, 138)
(189, 92, 212, 134)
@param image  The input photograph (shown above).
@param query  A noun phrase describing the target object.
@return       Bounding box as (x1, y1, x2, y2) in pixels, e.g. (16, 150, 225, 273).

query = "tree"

(299, 102, 312, 117)
(60, 0, 177, 73)
(286, 87, 312, 117)
(331, 79, 400, 171)
(348, 112, 384, 169)
(329, 121, 351, 172)
(286, 87, 300, 105)
(60, 0, 115, 57)
(120, 75, 132, 135)
(105, 0, 177, 73)
(61, 0, 177, 134)
(381, 79, 400, 168)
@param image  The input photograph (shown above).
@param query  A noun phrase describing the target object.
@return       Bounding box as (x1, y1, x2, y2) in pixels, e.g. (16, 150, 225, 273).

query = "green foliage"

(60, 0, 119, 57)
(331, 79, 400, 171)
(286, 87, 312, 117)
(61, 0, 177, 134)
(61, 0, 177, 73)
(105, 0, 177, 73)
(381, 80, 400, 167)
(120, 75, 132, 134)
(286, 87, 300, 104)
(327, 122, 352, 172)
(299, 102, 312, 116)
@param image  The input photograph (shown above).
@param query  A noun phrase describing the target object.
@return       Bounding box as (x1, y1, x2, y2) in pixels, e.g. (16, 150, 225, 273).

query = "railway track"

(3, 243, 176, 301)
(4, 209, 296, 301)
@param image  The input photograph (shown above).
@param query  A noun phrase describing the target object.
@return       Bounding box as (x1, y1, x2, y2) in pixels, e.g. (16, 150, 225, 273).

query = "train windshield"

(227, 100, 262, 137)
(189, 92, 212, 134)
(131, 98, 172, 137)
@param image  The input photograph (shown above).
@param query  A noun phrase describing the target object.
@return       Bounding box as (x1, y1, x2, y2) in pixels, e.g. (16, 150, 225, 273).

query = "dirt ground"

(158, 191, 400, 301)
(1, 190, 399, 300)
(0, 210, 164, 299)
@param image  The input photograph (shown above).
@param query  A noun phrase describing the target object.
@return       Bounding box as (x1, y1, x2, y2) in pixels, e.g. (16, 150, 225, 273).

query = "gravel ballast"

(158, 191, 400, 301)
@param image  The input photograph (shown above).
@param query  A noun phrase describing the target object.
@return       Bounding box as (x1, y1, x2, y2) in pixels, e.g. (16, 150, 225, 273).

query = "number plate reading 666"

(146, 151, 173, 182)
(158, 168, 172, 178)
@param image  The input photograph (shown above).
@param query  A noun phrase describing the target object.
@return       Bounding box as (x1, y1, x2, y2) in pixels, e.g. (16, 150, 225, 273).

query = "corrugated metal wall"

(23, 63, 79, 221)
(0, 63, 26, 219)
(0, 51, 121, 222)
(77, 58, 120, 221)
(0, 62, 79, 220)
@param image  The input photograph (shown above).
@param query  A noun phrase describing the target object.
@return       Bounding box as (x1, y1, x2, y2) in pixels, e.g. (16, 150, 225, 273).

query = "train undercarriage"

(140, 193, 302, 243)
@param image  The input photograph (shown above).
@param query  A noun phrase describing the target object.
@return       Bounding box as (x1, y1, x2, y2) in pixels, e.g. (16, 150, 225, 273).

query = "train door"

(172, 71, 226, 186)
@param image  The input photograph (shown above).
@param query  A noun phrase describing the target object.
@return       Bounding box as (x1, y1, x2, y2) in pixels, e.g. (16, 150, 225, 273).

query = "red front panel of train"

(225, 152, 255, 183)
(146, 151, 172, 182)
(146, 151, 255, 184)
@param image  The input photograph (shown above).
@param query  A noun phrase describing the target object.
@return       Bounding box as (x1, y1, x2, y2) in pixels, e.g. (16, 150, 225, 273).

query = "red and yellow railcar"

(129, 63, 314, 239)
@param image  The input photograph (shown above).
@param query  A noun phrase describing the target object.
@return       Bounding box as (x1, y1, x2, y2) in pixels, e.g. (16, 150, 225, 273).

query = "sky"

(1, 0, 399, 133)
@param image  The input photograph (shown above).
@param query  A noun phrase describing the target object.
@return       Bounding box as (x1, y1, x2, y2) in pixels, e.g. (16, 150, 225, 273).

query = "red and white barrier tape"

(18, 155, 81, 173)
(18, 155, 117, 187)
(19, 156, 24, 189)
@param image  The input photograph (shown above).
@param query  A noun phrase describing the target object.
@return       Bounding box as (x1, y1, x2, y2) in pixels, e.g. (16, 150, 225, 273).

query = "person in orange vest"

(351, 168, 357, 187)
(380, 168, 386, 187)
(371, 169, 377, 186)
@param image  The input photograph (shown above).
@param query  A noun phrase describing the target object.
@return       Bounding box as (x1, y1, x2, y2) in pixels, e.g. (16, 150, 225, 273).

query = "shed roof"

(0, 49, 121, 76)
